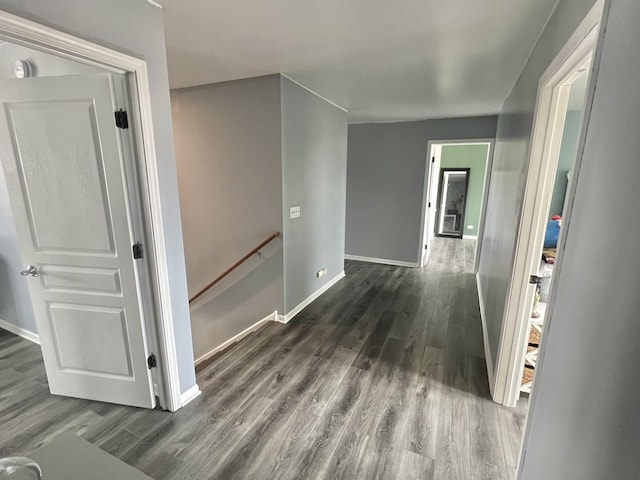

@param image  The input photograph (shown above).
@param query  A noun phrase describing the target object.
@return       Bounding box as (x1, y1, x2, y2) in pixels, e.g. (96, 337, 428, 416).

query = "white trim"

(420, 143, 440, 266)
(280, 74, 348, 113)
(418, 139, 495, 268)
(475, 274, 494, 396)
(145, 0, 163, 8)
(0, 318, 40, 345)
(463, 235, 478, 240)
(0, 10, 183, 412)
(179, 384, 201, 407)
(277, 271, 346, 323)
(344, 255, 418, 268)
(194, 311, 278, 366)
(493, 2, 603, 408)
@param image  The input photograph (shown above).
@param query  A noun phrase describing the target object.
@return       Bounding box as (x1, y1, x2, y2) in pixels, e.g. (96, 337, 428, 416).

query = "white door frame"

(492, 1, 603, 408)
(0, 9, 185, 411)
(419, 139, 494, 268)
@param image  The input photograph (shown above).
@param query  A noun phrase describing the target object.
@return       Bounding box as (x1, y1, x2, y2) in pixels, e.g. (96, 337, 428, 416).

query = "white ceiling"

(159, 0, 558, 123)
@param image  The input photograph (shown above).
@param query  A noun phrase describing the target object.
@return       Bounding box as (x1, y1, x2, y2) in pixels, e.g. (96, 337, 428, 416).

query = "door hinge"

(431, 157, 435, 163)
(529, 275, 540, 285)
(428, 201, 432, 207)
(132, 242, 144, 259)
(114, 109, 129, 129)
(147, 353, 157, 369)
(424, 244, 428, 250)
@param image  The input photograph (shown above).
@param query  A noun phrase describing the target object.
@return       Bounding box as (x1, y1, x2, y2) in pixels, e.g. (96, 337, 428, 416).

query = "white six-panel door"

(0, 73, 155, 408)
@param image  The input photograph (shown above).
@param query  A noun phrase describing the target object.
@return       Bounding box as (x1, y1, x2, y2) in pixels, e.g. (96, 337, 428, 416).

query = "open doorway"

(420, 140, 494, 268)
(520, 68, 589, 395)
(492, 9, 600, 408)
(0, 39, 161, 408)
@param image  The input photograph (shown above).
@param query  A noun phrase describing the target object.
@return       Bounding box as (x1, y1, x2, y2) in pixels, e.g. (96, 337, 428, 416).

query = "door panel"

(8, 99, 115, 253)
(40, 265, 121, 295)
(0, 74, 155, 408)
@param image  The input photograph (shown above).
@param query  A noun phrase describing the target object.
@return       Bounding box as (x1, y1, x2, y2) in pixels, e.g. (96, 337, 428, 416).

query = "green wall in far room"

(440, 144, 489, 236)
(549, 110, 582, 217)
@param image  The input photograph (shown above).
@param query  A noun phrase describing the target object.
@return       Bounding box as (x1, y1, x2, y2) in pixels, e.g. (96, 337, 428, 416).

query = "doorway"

(0, 9, 190, 411)
(0, 41, 158, 408)
(420, 140, 494, 268)
(492, 11, 600, 408)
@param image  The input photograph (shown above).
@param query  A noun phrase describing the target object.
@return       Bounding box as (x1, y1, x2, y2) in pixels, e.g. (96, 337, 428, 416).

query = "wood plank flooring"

(0, 238, 528, 479)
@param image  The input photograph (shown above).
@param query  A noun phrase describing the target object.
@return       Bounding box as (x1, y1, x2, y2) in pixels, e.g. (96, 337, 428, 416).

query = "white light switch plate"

(467, 225, 474, 230)
(290, 205, 301, 219)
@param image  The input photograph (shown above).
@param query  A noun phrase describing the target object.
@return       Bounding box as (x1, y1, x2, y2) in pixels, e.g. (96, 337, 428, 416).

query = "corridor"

(0, 238, 527, 479)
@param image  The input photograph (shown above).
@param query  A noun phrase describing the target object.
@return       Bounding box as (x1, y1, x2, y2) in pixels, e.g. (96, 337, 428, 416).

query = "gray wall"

(281, 77, 348, 313)
(549, 110, 582, 217)
(346, 117, 497, 265)
(0, 0, 197, 393)
(520, 0, 640, 478)
(170, 75, 284, 359)
(0, 44, 101, 334)
(476, 0, 599, 373)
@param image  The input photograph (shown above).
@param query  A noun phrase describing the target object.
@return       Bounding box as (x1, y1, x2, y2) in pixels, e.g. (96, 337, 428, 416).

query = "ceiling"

(159, 0, 558, 123)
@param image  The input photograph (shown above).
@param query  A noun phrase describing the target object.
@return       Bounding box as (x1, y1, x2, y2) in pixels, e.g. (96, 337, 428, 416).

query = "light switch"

(467, 225, 474, 230)
(290, 205, 301, 219)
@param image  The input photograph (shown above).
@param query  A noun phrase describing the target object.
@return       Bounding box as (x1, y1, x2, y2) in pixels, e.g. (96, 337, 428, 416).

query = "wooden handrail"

(189, 232, 281, 305)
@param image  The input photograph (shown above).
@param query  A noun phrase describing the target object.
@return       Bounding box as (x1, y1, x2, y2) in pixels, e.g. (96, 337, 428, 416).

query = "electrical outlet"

(316, 268, 328, 278)
(467, 225, 474, 230)
(289, 205, 301, 219)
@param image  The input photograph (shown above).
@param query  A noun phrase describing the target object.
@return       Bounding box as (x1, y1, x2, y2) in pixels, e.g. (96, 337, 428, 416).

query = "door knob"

(20, 265, 39, 277)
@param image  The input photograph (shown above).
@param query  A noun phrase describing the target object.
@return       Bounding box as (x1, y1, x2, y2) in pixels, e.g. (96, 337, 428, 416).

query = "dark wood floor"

(0, 238, 527, 479)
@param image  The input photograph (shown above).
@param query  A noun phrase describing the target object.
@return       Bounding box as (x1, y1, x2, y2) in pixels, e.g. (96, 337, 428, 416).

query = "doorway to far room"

(421, 141, 493, 269)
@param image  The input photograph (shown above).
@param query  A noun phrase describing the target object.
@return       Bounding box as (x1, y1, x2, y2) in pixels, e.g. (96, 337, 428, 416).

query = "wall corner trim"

(0, 318, 40, 345)
(344, 254, 419, 268)
(280, 74, 348, 113)
(476, 273, 495, 397)
(278, 271, 346, 324)
(180, 384, 201, 408)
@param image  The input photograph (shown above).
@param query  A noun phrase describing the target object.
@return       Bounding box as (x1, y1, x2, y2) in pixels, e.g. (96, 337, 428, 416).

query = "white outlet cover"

(290, 205, 301, 219)
(467, 225, 474, 230)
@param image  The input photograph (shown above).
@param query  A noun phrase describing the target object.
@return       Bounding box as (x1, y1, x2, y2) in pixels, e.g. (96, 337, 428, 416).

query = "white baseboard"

(475, 273, 495, 397)
(344, 254, 419, 268)
(0, 318, 40, 344)
(180, 384, 201, 407)
(278, 271, 346, 324)
(463, 235, 478, 240)
(194, 311, 278, 367)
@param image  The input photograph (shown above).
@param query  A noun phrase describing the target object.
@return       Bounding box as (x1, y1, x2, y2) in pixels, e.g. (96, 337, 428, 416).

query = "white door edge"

(0, 9, 186, 411)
